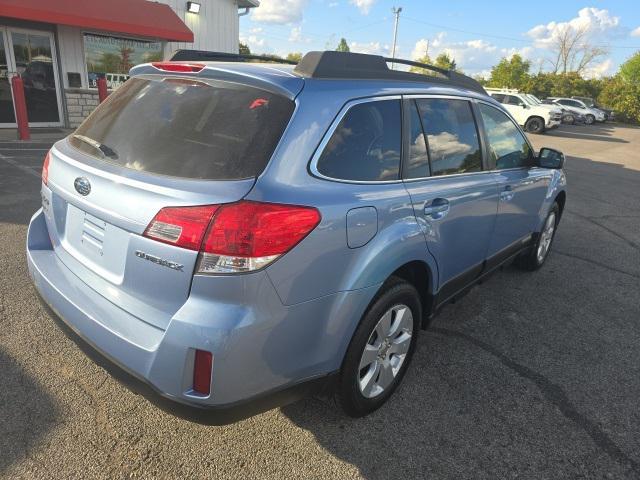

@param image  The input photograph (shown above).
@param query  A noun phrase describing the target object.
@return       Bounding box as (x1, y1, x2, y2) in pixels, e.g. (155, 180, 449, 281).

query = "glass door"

(0, 29, 16, 127)
(3, 28, 63, 127)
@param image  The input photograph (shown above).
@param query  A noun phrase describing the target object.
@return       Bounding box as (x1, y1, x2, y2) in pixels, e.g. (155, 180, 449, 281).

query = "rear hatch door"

(43, 71, 297, 330)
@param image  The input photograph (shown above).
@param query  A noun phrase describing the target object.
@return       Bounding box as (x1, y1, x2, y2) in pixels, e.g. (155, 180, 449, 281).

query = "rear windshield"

(69, 76, 295, 180)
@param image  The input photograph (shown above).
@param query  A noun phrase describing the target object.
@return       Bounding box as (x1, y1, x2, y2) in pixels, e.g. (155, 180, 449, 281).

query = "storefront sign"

(84, 34, 163, 89)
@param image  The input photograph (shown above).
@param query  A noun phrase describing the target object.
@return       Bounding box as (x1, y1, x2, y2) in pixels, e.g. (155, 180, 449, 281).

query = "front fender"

(536, 169, 567, 231)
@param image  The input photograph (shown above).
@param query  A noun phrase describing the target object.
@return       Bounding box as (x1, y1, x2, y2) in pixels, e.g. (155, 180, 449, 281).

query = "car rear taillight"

(198, 201, 321, 274)
(143, 201, 321, 273)
(42, 150, 51, 186)
(144, 205, 219, 250)
(193, 349, 213, 395)
(151, 62, 205, 73)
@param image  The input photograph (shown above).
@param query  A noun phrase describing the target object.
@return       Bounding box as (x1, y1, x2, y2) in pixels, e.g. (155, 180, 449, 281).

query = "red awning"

(0, 0, 194, 42)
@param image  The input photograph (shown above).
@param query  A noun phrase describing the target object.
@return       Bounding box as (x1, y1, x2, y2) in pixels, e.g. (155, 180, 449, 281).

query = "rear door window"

(416, 98, 482, 176)
(69, 76, 295, 180)
(316, 99, 401, 182)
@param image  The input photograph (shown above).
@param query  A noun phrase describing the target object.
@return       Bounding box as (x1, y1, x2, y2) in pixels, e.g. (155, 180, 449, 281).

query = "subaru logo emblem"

(74, 177, 91, 196)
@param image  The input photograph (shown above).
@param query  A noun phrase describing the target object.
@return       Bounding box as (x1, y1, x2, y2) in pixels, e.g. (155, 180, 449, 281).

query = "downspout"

(238, 7, 250, 16)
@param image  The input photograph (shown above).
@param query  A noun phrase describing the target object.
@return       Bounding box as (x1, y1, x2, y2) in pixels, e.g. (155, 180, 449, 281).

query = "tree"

(599, 75, 640, 123)
(434, 53, 457, 72)
(487, 54, 531, 89)
(336, 38, 350, 52)
(620, 51, 640, 84)
(239, 42, 251, 55)
(409, 54, 432, 75)
(547, 24, 607, 75)
(286, 52, 303, 63)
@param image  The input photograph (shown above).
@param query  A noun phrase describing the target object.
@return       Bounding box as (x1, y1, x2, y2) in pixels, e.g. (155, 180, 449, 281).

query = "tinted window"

(317, 100, 401, 181)
(416, 98, 482, 176)
(405, 100, 430, 179)
(559, 99, 581, 108)
(70, 77, 294, 180)
(505, 95, 523, 105)
(491, 93, 505, 103)
(479, 103, 533, 170)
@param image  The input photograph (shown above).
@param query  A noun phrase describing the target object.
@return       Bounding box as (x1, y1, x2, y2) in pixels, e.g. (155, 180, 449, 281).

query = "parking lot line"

(0, 152, 41, 179)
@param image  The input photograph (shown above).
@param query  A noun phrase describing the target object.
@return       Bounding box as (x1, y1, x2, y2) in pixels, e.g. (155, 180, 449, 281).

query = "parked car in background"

(572, 96, 615, 121)
(548, 97, 605, 125)
(532, 95, 582, 124)
(486, 88, 562, 134)
(27, 51, 567, 423)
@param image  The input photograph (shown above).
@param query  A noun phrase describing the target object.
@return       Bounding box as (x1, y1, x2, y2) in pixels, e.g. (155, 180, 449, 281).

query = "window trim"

(474, 99, 536, 171)
(309, 95, 404, 184)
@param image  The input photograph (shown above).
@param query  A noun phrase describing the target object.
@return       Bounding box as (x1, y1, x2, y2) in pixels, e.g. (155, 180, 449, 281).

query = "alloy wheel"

(357, 304, 413, 398)
(537, 212, 556, 263)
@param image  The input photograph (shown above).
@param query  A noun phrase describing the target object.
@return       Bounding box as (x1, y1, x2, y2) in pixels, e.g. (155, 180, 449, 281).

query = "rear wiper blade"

(72, 135, 119, 159)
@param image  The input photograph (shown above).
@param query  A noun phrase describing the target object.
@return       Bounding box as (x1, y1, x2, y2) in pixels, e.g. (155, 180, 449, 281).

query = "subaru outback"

(27, 51, 567, 424)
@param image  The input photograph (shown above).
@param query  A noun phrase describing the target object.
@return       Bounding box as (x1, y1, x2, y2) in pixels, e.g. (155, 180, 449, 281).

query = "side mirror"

(538, 148, 565, 169)
(519, 103, 527, 108)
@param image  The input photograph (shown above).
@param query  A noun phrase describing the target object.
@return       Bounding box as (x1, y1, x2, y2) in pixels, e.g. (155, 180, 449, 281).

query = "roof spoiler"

(170, 49, 297, 65)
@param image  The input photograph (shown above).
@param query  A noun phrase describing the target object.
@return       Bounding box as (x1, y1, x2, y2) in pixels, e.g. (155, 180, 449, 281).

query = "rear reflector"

(144, 205, 219, 250)
(193, 349, 213, 395)
(151, 62, 205, 73)
(42, 150, 51, 186)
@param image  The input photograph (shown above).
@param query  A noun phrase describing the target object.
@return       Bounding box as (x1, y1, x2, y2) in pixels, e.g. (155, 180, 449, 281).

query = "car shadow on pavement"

(0, 347, 60, 475)
(545, 124, 629, 143)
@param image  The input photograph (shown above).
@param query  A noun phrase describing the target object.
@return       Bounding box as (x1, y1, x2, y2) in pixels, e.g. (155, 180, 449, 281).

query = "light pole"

(391, 6, 402, 69)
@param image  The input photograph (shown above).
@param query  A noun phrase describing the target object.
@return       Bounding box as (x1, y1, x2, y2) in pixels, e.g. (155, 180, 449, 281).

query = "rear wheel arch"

(386, 261, 434, 328)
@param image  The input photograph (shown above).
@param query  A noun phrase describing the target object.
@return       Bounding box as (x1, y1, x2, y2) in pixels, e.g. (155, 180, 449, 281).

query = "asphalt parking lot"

(1, 123, 639, 479)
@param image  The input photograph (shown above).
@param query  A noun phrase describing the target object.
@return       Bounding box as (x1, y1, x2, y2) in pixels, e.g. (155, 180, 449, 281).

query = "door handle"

(424, 198, 450, 219)
(500, 185, 515, 202)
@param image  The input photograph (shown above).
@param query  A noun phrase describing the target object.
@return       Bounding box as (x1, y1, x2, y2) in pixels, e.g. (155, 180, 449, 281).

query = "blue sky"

(239, 0, 640, 78)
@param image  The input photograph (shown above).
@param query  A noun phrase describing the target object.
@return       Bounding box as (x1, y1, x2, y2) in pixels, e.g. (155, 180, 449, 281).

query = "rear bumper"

(27, 208, 372, 423)
(37, 294, 335, 425)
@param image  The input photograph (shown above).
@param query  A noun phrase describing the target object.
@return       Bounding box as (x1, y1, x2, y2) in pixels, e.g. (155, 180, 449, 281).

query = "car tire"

(337, 276, 421, 417)
(516, 203, 560, 271)
(585, 114, 595, 125)
(525, 117, 545, 134)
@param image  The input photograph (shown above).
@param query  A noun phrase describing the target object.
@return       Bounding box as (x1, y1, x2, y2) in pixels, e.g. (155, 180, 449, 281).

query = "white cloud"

(632, 27, 640, 37)
(288, 26, 311, 43)
(410, 33, 446, 60)
(289, 26, 302, 42)
(583, 58, 614, 79)
(527, 7, 622, 47)
(350, 41, 389, 55)
(410, 34, 516, 75)
(350, 0, 376, 15)
(251, 0, 307, 25)
(239, 34, 266, 50)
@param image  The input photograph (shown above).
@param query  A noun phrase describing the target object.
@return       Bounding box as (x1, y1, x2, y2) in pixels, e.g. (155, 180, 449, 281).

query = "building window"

(84, 33, 163, 90)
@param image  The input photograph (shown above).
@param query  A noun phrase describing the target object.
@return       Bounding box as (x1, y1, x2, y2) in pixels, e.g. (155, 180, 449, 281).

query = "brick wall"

(64, 89, 103, 128)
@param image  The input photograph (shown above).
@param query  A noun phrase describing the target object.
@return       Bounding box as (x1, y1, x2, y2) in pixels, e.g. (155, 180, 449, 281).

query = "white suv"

(548, 98, 605, 125)
(486, 89, 562, 134)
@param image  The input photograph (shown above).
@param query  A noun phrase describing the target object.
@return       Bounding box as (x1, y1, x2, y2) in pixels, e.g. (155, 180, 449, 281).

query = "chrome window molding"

(308, 93, 540, 186)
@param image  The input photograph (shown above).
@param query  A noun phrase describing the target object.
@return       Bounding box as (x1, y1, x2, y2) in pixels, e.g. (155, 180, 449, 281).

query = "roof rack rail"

(293, 51, 486, 94)
(170, 49, 297, 65)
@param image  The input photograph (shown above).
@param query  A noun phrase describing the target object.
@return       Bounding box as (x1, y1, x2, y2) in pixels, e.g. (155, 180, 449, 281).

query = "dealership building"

(0, 0, 258, 129)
